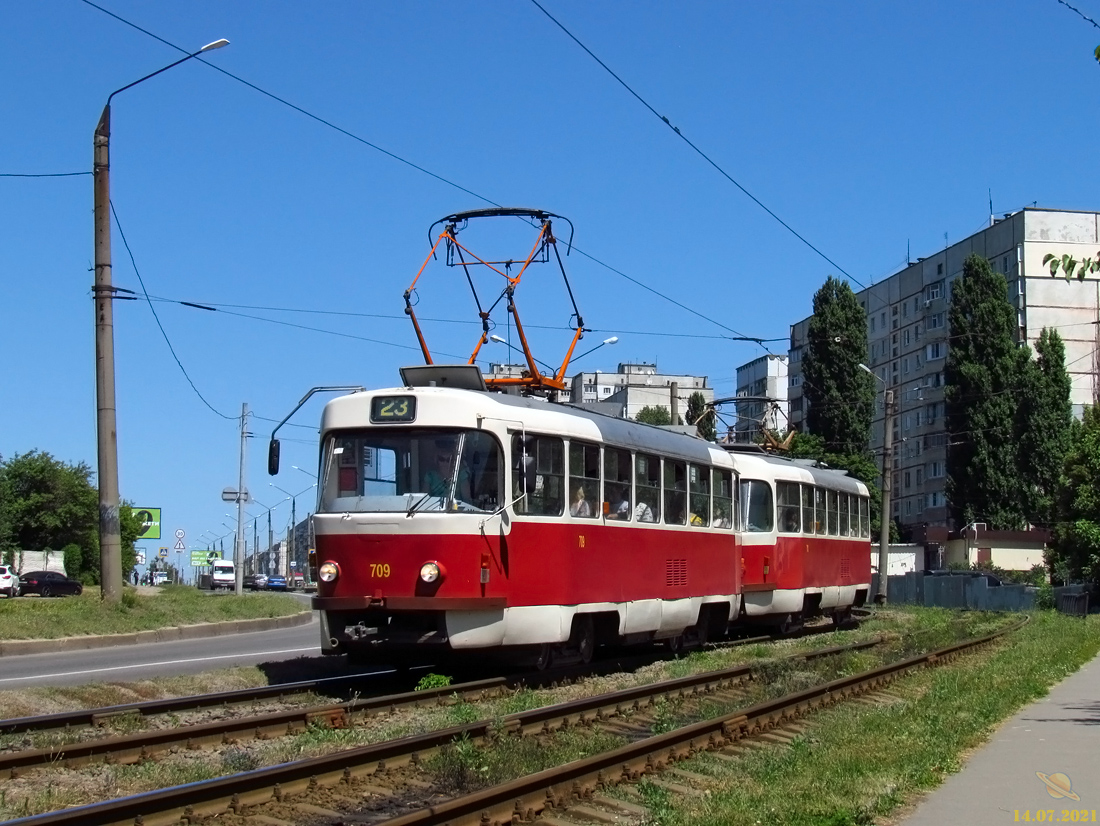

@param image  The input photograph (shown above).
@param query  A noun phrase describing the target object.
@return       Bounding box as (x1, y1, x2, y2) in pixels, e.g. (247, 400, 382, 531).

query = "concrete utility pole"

(670, 381, 679, 425)
(876, 388, 896, 605)
(92, 39, 229, 604)
(235, 402, 248, 596)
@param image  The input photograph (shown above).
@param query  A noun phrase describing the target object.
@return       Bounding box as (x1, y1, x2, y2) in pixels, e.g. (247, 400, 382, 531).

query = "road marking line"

(0, 646, 321, 684)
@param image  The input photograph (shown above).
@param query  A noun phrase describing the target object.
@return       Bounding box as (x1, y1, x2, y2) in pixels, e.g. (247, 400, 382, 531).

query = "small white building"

(733, 354, 789, 443)
(570, 363, 712, 421)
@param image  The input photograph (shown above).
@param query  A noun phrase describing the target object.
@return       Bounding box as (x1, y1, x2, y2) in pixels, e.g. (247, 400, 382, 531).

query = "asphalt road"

(0, 595, 366, 689)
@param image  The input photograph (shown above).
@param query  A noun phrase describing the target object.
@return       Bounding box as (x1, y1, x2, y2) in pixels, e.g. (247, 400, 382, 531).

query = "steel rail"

(375, 618, 1028, 826)
(1, 635, 885, 826)
(0, 637, 791, 775)
(0, 627, 799, 738)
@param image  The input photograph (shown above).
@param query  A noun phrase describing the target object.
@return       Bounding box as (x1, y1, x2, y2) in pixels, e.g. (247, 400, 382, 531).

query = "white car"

(0, 565, 20, 598)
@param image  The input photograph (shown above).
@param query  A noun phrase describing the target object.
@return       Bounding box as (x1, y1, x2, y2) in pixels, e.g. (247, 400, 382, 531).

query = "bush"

(414, 672, 452, 691)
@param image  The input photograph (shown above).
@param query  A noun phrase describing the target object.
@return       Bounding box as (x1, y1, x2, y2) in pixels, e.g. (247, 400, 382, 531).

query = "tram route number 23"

(370, 563, 391, 578)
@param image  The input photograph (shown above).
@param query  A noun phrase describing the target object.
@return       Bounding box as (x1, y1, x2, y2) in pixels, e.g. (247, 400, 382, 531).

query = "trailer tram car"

(310, 375, 871, 667)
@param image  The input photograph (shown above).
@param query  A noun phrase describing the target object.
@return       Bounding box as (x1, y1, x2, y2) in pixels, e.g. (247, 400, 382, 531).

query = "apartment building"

(733, 354, 790, 443)
(569, 362, 713, 421)
(788, 207, 1100, 530)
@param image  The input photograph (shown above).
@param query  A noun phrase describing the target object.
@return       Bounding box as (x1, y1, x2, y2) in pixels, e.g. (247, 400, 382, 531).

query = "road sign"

(221, 487, 251, 503)
(158, 547, 169, 558)
(174, 529, 185, 539)
(289, 561, 297, 567)
(173, 537, 185, 551)
(135, 551, 146, 565)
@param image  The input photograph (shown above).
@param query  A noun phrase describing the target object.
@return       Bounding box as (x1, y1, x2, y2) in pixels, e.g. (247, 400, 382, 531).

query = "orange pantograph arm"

(404, 231, 450, 366)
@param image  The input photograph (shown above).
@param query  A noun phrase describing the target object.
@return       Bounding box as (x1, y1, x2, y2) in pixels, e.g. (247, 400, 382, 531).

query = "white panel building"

(733, 354, 790, 443)
(788, 207, 1100, 530)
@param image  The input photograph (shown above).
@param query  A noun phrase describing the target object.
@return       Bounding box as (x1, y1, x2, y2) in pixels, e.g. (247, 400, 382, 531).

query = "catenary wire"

(527, 0, 864, 290)
(136, 292, 787, 344)
(79, 0, 771, 347)
(110, 203, 316, 430)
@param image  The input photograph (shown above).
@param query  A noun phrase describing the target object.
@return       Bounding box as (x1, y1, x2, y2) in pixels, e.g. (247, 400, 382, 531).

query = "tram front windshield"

(319, 429, 502, 514)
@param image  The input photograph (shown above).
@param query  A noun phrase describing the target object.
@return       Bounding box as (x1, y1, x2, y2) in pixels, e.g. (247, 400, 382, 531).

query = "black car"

(244, 573, 268, 591)
(18, 570, 83, 597)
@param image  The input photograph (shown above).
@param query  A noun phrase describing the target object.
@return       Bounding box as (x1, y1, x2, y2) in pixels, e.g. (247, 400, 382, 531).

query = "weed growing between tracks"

(646, 611, 1100, 826)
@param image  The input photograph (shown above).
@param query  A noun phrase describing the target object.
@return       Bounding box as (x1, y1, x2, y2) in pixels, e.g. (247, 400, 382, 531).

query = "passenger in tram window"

(607, 485, 632, 520)
(633, 498, 655, 522)
(782, 509, 800, 533)
(713, 504, 732, 528)
(570, 486, 592, 518)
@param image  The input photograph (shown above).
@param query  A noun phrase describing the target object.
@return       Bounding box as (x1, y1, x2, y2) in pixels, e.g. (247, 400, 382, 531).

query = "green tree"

(0, 451, 98, 569)
(636, 405, 681, 426)
(1018, 328, 1073, 527)
(802, 276, 875, 455)
(1049, 406, 1100, 586)
(686, 392, 716, 441)
(944, 253, 1030, 529)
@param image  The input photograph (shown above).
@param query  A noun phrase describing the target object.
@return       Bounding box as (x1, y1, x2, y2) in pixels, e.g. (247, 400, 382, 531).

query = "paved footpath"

(900, 651, 1100, 825)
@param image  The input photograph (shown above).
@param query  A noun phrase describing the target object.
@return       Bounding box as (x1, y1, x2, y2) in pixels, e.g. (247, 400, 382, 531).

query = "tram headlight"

(419, 561, 442, 583)
(318, 562, 340, 583)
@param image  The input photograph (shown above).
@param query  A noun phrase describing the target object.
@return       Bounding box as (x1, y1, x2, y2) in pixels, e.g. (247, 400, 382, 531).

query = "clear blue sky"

(3, 1, 1099, 568)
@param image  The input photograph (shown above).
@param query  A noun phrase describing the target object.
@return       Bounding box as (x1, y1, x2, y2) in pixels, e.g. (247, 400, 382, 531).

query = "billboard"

(134, 508, 162, 540)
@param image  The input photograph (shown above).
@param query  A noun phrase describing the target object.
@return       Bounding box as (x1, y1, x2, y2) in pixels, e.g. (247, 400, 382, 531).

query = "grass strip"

(662, 611, 1100, 826)
(0, 584, 305, 640)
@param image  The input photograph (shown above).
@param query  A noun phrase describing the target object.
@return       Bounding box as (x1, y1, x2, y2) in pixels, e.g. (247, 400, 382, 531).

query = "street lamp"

(291, 465, 318, 481)
(860, 363, 895, 605)
(572, 336, 619, 362)
(488, 335, 555, 372)
(271, 482, 317, 581)
(93, 38, 230, 603)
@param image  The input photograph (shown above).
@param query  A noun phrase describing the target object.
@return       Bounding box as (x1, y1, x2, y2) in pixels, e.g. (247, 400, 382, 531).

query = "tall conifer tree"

(802, 276, 875, 455)
(1018, 328, 1072, 526)
(944, 253, 1030, 529)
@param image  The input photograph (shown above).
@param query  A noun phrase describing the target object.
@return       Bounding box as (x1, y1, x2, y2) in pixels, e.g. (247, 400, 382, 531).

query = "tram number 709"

(370, 563, 391, 578)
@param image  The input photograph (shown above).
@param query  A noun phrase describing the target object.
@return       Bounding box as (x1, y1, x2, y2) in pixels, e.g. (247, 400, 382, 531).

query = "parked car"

(244, 573, 268, 591)
(266, 574, 288, 591)
(18, 571, 83, 597)
(0, 565, 19, 598)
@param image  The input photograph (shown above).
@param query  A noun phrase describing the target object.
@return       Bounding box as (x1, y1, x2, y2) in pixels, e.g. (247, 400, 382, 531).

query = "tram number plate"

(370, 396, 416, 423)
(370, 563, 391, 578)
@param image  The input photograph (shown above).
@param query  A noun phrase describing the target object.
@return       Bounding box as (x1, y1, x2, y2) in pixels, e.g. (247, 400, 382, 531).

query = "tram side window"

(689, 464, 710, 527)
(663, 460, 687, 525)
(739, 479, 774, 532)
(859, 496, 871, 537)
(801, 484, 815, 535)
(603, 447, 633, 521)
(713, 469, 733, 529)
(838, 493, 850, 537)
(777, 482, 800, 533)
(635, 453, 661, 522)
(512, 434, 564, 516)
(568, 440, 600, 519)
(814, 487, 827, 534)
(827, 490, 839, 535)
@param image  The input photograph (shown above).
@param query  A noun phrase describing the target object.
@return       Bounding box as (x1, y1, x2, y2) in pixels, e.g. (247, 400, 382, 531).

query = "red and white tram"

(304, 370, 871, 666)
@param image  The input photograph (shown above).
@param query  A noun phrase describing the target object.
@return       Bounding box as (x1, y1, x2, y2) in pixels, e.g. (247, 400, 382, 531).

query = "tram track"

(0, 633, 889, 825)
(0, 623, 841, 778)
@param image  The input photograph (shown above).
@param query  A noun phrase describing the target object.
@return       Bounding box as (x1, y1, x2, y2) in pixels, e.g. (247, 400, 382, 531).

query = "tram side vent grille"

(666, 558, 687, 587)
(840, 557, 851, 581)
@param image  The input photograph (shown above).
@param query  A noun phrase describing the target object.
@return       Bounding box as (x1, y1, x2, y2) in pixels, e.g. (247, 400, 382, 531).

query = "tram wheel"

(665, 634, 685, 653)
(534, 644, 555, 671)
(575, 616, 596, 664)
